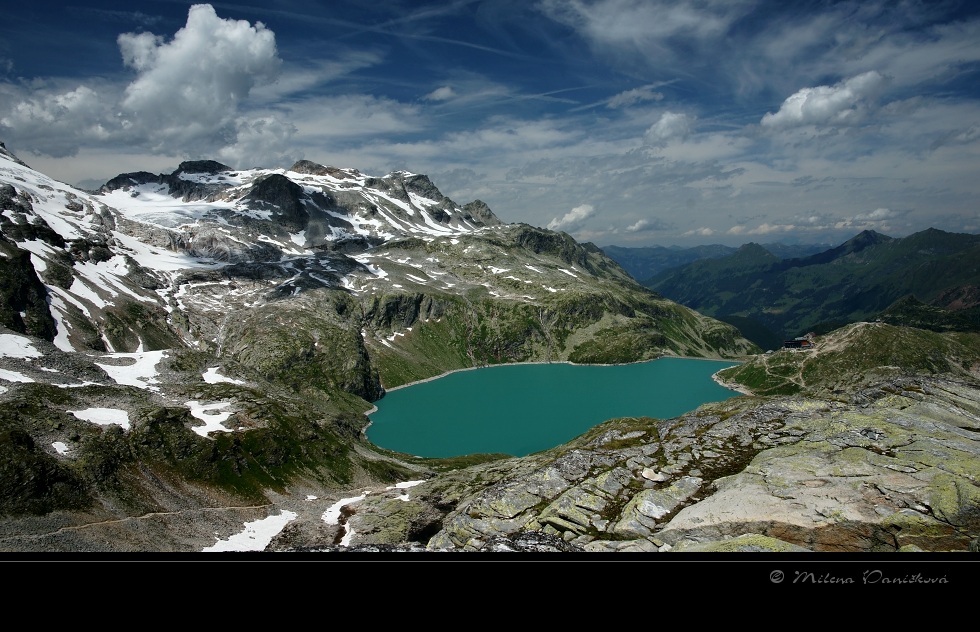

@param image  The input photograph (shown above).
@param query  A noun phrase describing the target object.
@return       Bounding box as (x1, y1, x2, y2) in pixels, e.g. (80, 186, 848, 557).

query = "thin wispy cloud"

(607, 85, 664, 108)
(424, 86, 457, 101)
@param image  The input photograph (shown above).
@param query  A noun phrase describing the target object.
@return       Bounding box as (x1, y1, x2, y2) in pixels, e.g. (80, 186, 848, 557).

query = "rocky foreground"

(1, 333, 978, 557)
(265, 373, 980, 554)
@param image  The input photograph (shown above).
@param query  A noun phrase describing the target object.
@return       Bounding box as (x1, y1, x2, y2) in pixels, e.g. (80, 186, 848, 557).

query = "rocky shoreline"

(268, 373, 980, 554)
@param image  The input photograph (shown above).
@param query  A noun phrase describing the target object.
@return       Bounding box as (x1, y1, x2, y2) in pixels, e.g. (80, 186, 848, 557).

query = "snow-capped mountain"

(3, 142, 751, 362)
(97, 158, 502, 256)
(0, 145, 508, 356)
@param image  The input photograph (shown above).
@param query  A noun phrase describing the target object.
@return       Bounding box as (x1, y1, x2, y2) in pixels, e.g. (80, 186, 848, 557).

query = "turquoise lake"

(365, 357, 742, 458)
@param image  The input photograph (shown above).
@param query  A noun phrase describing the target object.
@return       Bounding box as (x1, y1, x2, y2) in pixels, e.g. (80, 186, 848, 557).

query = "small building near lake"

(783, 334, 815, 349)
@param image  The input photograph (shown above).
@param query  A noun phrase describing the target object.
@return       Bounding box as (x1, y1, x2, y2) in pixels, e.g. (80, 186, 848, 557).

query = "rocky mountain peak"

(0, 141, 30, 168)
(842, 228, 892, 252)
(242, 172, 309, 232)
(461, 199, 501, 226)
(174, 160, 232, 175)
(288, 160, 361, 179)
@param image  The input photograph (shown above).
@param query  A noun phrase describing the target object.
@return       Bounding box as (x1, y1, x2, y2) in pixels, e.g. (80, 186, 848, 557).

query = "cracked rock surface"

(285, 375, 979, 554)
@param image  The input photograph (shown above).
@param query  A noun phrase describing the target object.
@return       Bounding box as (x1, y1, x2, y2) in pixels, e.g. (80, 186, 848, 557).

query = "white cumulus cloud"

(645, 111, 694, 143)
(215, 115, 299, 168)
(625, 217, 670, 233)
(547, 204, 595, 231)
(761, 70, 887, 129)
(118, 4, 282, 151)
(730, 223, 797, 236)
(681, 227, 715, 238)
(0, 4, 286, 163)
(832, 207, 904, 232)
(0, 83, 119, 157)
(857, 207, 896, 221)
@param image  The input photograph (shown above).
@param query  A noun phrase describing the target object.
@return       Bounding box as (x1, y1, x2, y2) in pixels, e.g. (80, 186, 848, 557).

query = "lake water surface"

(366, 357, 741, 458)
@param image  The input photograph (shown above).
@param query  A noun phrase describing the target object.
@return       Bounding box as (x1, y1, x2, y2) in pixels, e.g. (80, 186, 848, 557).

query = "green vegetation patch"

(568, 326, 667, 364)
(103, 301, 184, 352)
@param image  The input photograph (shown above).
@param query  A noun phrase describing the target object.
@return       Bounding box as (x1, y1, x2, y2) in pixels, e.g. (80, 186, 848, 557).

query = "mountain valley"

(0, 143, 978, 556)
(606, 230, 980, 350)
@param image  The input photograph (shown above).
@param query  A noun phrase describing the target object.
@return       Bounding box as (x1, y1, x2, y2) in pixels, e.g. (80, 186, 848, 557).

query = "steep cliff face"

(0, 239, 58, 341)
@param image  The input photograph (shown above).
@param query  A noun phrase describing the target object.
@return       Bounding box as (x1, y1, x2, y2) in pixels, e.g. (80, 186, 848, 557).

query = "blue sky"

(2, 0, 979, 248)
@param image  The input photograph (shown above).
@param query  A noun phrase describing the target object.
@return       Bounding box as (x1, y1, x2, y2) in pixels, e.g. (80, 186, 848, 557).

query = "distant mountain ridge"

(772, 229, 892, 270)
(638, 227, 980, 348)
(600, 241, 830, 283)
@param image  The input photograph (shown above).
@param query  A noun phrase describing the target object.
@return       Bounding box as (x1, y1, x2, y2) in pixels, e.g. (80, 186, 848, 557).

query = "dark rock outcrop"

(0, 238, 57, 341)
